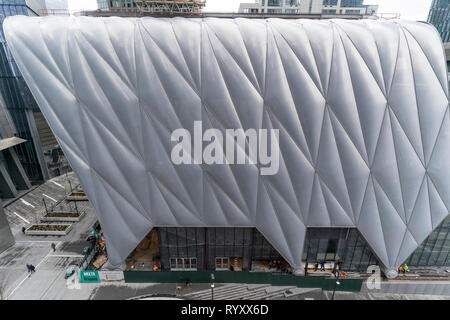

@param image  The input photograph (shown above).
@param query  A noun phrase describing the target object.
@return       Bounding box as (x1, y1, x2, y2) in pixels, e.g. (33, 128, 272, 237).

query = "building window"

(285, 0, 300, 5)
(268, 0, 283, 7)
(345, 9, 361, 14)
(340, 0, 364, 7)
(215, 257, 230, 270)
(322, 0, 338, 5)
(170, 257, 197, 271)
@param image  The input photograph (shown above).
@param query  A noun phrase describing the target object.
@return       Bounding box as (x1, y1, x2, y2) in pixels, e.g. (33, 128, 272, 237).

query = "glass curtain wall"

(0, 1, 43, 182)
(405, 216, 450, 267)
(428, 0, 449, 43)
(303, 228, 379, 272)
(157, 227, 382, 272)
(157, 227, 281, 271)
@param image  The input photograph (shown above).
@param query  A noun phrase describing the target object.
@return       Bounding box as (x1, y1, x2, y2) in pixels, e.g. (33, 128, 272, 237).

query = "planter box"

(25, 224, 73, 236)
(70, 191, 86, 197)
(66, 195, 88, 201)
(40, 211, 85, 223)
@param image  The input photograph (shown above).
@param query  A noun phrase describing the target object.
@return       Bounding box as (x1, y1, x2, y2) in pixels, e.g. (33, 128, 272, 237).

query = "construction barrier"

(123, 271, 363, 292)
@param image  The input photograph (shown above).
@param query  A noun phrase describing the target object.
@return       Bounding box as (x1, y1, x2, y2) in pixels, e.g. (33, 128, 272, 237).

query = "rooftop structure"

(95, 0, 205, 15)
(239, 0, 378, 16)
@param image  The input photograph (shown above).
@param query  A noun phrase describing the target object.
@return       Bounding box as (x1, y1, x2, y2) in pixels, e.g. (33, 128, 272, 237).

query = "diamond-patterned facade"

(4, 16, 449, 275)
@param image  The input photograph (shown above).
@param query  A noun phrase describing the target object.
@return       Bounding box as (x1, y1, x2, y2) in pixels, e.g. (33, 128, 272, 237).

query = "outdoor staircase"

(183, 283, 320, 300)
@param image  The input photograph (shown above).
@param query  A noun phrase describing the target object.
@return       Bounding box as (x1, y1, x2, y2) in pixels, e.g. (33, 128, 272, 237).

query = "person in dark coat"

(320, 261, 325, 271)
(29, 264, 36, 273)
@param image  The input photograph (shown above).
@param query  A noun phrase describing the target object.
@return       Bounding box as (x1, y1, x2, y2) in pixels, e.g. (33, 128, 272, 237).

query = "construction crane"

(135, 0, 206, 15)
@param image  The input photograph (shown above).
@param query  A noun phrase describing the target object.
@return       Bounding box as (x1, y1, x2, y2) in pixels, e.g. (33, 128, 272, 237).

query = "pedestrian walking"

(320, 261, 325, 271)
(22, 226, 26, 234)
(29, 264, 36, 273)
(175, 285, 182, 296)
(51, 243, 56, 252)
(332, 263, 338, 276)
(26, 264, 31, 273)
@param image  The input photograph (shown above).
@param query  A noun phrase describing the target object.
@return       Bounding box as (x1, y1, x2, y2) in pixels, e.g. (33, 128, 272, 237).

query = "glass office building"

(0, 1, 45, 182)
(241, 0, 377, 15)
(0, 0, 70, 190)
(428, 0, 449, 43)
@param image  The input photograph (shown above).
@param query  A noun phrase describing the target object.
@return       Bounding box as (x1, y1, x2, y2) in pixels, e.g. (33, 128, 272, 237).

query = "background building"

(239, 0, 378, 15)
(445, 42, 450, 72)
(427, 0, 449, 43)
(97, 0, 138, 12)
(0, 0, 70, 199)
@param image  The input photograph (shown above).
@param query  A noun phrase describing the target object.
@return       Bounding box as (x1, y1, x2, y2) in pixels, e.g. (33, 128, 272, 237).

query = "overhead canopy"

(0, 136, 27, 151)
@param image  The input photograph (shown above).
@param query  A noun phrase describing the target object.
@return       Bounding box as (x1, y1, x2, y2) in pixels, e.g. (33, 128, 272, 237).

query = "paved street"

(0, 172, 99, 300)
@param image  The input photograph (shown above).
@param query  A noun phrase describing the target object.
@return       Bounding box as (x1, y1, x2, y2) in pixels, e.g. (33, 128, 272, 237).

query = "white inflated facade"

(4, 16, 450, 276)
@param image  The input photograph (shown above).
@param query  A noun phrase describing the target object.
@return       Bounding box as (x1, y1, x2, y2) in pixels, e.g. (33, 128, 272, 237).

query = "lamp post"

(42, 197, 49, 214)
(331, 271, 340, 300)
(210, 273, 215, 300)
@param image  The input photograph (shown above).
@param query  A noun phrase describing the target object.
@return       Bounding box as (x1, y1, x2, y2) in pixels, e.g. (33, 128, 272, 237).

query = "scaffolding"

(135, 0, 206, 14)
(376, 13, 401, 20)
(38, 9, 70, 16)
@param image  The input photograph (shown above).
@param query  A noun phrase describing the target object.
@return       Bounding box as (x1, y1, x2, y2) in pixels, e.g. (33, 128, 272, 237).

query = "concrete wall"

(0, 202, 15, 254)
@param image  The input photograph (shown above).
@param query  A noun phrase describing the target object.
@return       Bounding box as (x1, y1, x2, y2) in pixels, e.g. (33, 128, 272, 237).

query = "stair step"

(245, 286, 295, 300)
(185, 284, 313, 300)
(184, 285, 247, 300)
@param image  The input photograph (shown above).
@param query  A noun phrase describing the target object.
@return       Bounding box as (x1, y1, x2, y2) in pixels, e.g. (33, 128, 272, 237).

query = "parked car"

(65, 265, 77, 279)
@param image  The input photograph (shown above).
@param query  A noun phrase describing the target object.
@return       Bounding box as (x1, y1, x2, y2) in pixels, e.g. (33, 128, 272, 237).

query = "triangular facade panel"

(4, 17, 449, 274)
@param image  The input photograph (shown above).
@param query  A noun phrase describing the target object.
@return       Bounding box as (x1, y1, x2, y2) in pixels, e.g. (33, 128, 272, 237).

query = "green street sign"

(79, 270, 100, 283)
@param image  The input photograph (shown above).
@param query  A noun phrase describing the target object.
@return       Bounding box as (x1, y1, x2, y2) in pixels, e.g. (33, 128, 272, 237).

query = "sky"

(67, 0, 97, 12)
(67, 0, 434, 21)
